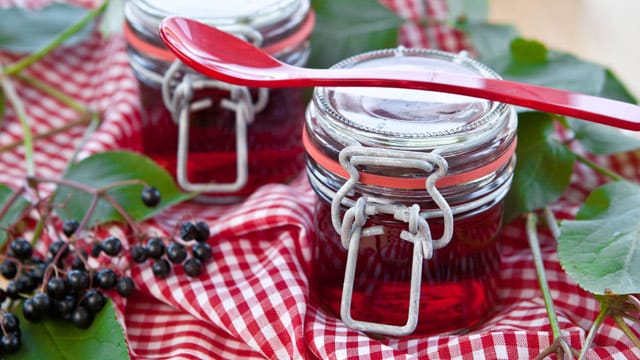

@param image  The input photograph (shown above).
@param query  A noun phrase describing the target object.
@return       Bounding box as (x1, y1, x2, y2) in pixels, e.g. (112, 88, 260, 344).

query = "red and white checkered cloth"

(1, 0, 639, 359)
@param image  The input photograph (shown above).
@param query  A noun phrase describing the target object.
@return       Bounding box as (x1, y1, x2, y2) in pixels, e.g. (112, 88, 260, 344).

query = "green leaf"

(0, 3, 93, 53)
(566, 69, 640, 155)
(510, 37, 547, 64)
(446, 0, 489, 24)
(461, 22, 518, 62)
(13, 300, 130, 360)
(99, 0, 125, 38)
(558, 181, 640, 295)
(53, 151, 195, 227)
(504, 112, 576, 222)
(308, 0, 403, 68)
(0, 185, 30, 247)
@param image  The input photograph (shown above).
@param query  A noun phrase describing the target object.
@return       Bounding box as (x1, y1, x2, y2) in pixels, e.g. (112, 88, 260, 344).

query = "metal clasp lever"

(333, 146, 454, 336)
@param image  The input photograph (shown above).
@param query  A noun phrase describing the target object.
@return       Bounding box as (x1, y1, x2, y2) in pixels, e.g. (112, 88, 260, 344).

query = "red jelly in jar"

(304, 48, 517, 336)
(124, 0, 314, 202)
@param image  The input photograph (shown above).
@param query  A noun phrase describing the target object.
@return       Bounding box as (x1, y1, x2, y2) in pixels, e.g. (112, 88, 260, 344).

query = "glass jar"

(304, 48, 518, 337)
(124, 0, 314, 203)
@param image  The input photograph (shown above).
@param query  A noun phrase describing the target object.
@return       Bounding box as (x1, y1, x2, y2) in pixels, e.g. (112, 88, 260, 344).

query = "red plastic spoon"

(159, 16, 640, 131)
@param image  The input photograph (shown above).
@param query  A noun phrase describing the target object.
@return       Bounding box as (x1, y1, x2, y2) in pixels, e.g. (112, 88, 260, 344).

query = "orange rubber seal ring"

(124, 11, 316, 63)
(303, 126, 517, 189)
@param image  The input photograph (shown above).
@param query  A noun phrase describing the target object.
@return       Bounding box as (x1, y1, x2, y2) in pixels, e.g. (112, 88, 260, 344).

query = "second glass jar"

(124, 0, 314, 202)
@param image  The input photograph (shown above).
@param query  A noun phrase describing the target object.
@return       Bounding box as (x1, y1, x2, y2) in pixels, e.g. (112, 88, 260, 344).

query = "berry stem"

(0, 186, 25, 225)
(578, 301, 610, 360)
(98, 179, 147, 193)
(75, 194, 100, 242)
(0, 66, 35, 176)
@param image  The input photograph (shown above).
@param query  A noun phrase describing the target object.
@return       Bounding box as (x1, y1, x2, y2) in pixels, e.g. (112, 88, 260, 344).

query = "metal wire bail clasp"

(162, 60, 269, 193)
(333, 146, 454, 336)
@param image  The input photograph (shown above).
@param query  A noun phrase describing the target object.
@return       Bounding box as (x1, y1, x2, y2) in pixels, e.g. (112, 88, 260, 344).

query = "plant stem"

(526, 212, 563, 338)
(15, 73, 85, 112)
(574, 153, 625, 182)
(3, 0, 110, 75)
(0, 70, 35, 175)
(0, 112, 94, 153)
(613, 315, 640, 347)
(578, 302, 610, 360)
(0, 186, 25, 224)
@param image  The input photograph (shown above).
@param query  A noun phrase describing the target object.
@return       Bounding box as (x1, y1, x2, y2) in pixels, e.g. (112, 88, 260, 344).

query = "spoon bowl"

(159, 16, 640, 131)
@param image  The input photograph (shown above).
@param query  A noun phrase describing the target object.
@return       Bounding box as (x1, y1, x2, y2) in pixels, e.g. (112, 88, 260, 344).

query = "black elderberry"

(192, 242, 213, 263)
(194, 221, 210, 242)
(22, 298, 42, 322)
(131, 245, 148, 263)
(28, 263, 47, 283)
(141, 186, 161, 207)
(116, 277, 136, 297)
(90, 243, 102, 258)
(146, 237, 165, 259)
(101, 236, 122, 257)
(95, 269, 118, 290)
(83, 289, 106, 314)
(46, 278, 68, 300)
(48, 239, 70, 259)
(31, 293, 52, 314)
(66, 269, 89, 293)
(71, 251, 88, 271)
(179, 222, 197, 241)
(62, 219, 80, 238)
(166, 242, 187, 264)
(0, 289, 6, 303)
(2, 313, 20, 333)
(0, 260, 17, 280)
(71, 305, 93, 329)
(6, 281, 24, 300)
(1, 333, 21, 354)
(183, 258, 202, 278)
(10, 238, 32, 260)
(53, 295, 76, 320)
(152, 259, 171, 279)
(17, 273, 38, 293)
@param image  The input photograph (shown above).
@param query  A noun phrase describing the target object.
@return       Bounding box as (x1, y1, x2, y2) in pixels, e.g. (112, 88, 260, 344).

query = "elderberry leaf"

(558, 181, 640, 295)
(308, 0, 402, 68)
(461, 23, 518, 62)
(99, 0, 125, 38)
(504, 112, 575, 223)
(510, 38, 547, 64)
(0, 184, 30, 247)
(446, 0, 489, 24)
(0, 3, 93, 53)
(13, 300, 130, 359)
(566, 70, 640, 155)
(53, 151, 195, 227)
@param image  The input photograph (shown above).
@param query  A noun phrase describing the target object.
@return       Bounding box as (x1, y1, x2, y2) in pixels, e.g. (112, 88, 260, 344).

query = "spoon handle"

(287, 67, 640, 131)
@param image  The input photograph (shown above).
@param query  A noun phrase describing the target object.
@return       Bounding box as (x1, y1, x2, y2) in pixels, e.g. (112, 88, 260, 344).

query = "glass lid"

(313, 49, 509, 149)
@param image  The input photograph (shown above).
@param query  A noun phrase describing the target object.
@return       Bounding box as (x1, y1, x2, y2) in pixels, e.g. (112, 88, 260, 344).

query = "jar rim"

(311, 48, 512, 151)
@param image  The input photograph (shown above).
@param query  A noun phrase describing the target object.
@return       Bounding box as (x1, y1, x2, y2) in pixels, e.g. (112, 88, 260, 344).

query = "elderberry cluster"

(130, 221, 212, 278)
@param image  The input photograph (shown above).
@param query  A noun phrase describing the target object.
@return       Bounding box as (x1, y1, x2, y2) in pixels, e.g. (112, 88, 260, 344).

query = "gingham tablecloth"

(1, 0, 639, 359)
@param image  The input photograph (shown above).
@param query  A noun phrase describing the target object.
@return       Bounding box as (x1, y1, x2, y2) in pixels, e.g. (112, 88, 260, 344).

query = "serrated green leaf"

(558, 181, 640, 295)
(13, 300, 130, 360)
(447, 0, 489, 24)
(99, 0, 125, 38)
(0, 184, 30, 247)
(308, 0, 403, 68)
(504, 112, 575, 222)
(510, 38, 547, 64)
(53, 151, 195, 227)
(0, 3, 93, 53)
(461, 22, 518, 62)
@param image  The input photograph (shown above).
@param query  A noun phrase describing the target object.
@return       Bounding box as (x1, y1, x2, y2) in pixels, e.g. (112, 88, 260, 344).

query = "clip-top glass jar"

(124, 0, 314, 202)
(305, 48, 517, 337)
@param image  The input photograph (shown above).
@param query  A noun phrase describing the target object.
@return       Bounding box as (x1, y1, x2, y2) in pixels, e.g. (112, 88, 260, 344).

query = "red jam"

(137, 81, 306, 200)
(311, 199, 503, 336)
